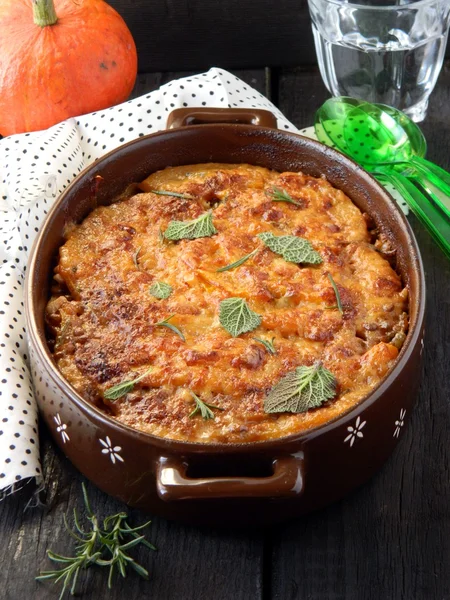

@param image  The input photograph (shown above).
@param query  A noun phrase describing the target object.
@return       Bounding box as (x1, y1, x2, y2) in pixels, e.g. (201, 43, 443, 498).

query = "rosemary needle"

(155, 315, 185, 341)
(150, 189, 193, 200)
(327, 273, 343, 314)
(216, 248, 258, 272)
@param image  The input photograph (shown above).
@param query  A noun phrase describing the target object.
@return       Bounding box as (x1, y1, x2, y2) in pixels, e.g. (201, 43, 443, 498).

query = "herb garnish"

(264, 362, 337, 414)
(253, 336, 276, 355)
(219, 297, 261, 337)
(155, 315, 185, 341)
(327, 273, 343, 314)
(36, 483, 155, 599)
(104, 367, 153, 401)
(132, 247, 141, 269)
(164, 210, 217, 241)
(266, 186, 301, 206)
(258, 232, 322, 264)
(54, 321, 70, 350)
(150, 189, 193, 200)
(188, 391, 224, 420)
(149, 281, 173, 300)
(216, 249, 258, 272)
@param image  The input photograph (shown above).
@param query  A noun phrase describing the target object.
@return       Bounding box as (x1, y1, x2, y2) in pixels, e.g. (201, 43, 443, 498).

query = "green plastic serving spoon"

(315, 97, 450, 259)
(343, 102, 450, 214)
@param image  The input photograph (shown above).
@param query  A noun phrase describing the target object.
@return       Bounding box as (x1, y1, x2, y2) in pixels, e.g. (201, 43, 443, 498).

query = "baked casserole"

(46, 163, 408, 443)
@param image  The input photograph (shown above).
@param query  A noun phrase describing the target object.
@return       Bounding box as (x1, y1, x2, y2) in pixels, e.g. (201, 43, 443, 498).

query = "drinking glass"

(307, 0, 450, 122)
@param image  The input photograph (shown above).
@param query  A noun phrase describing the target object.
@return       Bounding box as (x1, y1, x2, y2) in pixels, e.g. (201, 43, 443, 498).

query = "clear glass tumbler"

(307, 0, 450, 121)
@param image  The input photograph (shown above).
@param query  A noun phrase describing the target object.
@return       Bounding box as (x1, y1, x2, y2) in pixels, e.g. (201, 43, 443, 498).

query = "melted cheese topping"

(46, 164, 408, 443)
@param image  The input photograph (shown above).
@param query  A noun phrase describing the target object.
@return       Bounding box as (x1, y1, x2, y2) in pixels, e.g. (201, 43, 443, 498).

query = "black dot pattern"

(0, 244, 40, 497)
(0, 253, 40, 493)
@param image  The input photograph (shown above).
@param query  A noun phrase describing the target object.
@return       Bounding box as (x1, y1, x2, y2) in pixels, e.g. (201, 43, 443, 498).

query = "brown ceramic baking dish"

(25, 107, 425, 526)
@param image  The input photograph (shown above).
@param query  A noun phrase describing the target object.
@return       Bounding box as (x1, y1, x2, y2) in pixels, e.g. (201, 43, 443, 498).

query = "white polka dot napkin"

(0, 67, 299, 499)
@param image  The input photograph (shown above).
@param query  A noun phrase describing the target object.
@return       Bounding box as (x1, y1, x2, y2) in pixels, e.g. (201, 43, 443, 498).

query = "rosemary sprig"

(155, 315, 185, 341)
(188, 391, 224, 420)
(150, 189, 193, 200)
(132, 247, 141, 269)
(36, 483, 155, 599)
(104, 367, 153, 401)
(266, 186, 301, 206)
(327, 273, 343, 314)
(96, 512, 155, 587)
(253, 336, 276, 355)
(216, 248, 258, 272)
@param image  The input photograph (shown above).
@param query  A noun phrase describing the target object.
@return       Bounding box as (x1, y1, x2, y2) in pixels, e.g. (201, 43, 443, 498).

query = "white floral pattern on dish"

(344, 416, 366, 447)
(99, 436, 124, 464)
(54, 413, 70, 444)
(393, 408, 407, 438)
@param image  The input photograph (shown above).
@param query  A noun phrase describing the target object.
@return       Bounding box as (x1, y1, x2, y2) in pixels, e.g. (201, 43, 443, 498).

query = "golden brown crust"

(46, 163, 408, 443)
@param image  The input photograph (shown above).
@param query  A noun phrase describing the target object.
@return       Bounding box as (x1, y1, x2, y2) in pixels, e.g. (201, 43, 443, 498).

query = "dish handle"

(155, 454, 304, 501)
(166, 107, 278, 129)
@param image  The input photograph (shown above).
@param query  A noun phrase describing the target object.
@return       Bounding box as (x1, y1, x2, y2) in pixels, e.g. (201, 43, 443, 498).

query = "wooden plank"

(0, 69, 269, 600)
(271, 65, 450, 600)
(275, 66, 330, 129)
(0, 433, 266, 600)
(131, 69, 270, 101)
(108, 0, 450, 72)
(108, 0, 316, 71)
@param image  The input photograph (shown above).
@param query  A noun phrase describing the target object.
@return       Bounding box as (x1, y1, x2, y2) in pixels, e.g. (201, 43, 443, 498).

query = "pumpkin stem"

(32, 0, 58, 27)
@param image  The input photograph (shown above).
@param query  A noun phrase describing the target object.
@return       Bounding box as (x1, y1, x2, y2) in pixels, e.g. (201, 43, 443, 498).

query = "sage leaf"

(164, 210, 216, 241)
(149, 281, 173, 300)
(258, 231, 322, 264)
(219, 297, 261, 337)
(104, 367, 153, 401)
(264, 362, 337, 414)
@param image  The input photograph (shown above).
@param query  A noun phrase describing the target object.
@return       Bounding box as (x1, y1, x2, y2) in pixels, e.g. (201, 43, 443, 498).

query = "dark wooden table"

(1, 64, 449, 600)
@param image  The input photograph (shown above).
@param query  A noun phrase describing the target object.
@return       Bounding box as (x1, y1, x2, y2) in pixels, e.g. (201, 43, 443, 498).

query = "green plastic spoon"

(343, 102, 450, 215)
(314, 97, 422, 185)
(315, 98, 450, 259)
(315, 96, 450, 216)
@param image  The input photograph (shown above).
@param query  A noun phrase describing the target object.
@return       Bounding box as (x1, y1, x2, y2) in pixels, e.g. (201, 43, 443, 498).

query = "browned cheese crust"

(46, 164, 408, 443)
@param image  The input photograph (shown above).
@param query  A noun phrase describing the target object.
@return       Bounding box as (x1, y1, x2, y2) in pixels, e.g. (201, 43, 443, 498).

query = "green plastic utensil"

(314, 97, 424, 189)
(315, 97, 450, 259)
(343, 102, 450, 214)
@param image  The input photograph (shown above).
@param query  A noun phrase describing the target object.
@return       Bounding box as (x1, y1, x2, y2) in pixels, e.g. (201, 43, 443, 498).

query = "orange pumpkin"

(0, 0, 138, 136)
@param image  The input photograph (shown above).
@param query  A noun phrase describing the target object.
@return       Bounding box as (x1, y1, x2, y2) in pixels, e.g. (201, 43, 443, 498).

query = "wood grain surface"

(108, 0, 317, 71)
(0, 65, 449, 600)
